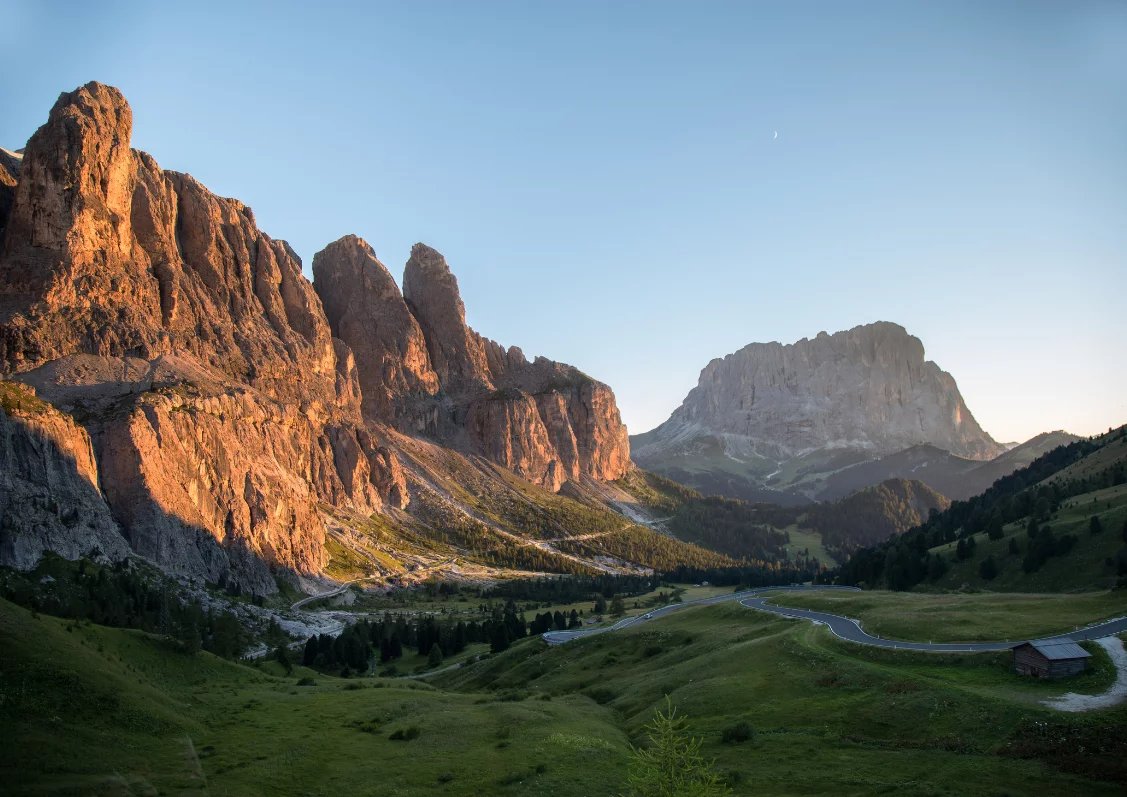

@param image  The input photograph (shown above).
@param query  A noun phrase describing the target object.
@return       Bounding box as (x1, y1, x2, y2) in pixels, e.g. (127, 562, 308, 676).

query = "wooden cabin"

(1011, 639, 1091, 679)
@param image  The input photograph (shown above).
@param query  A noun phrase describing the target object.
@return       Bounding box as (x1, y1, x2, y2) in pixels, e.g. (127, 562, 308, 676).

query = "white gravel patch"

(1042, 636, 1127, 712)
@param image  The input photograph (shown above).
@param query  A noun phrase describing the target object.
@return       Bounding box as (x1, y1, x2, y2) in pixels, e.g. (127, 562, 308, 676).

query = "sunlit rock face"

(315, 239, 631, 490)
(0, 82, 632, 592)
(313, 235, 441, 424)
(0, 83, 403, 593)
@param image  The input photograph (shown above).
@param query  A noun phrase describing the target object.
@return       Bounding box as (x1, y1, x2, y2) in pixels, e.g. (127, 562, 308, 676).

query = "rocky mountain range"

(0, 82, 1087, 602)
(632, 323, 1076, 503)
(0, 83, 639, 596)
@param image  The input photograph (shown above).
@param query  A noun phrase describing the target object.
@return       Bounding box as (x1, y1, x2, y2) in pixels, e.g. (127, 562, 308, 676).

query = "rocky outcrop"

(651, 322, 999, 461)
(313, 239, 631, 489)
(93, 384, 394, 594)
(313, 236, 439, 425)
(0, 381, 129, 569)
(0, 148, 20, 248)
(402, 243, 494, 394)
(633, 322, 1002, 503)
(0, 83, 339, 408)
(0, 83, 406, 593)
(0, 81, 631, 592)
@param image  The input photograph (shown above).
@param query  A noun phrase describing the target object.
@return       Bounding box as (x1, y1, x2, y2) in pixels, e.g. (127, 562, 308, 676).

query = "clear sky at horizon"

(2, 1, 1124, 443)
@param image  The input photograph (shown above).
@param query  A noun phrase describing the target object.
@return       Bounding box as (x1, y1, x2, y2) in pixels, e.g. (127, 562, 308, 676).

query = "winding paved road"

(542, 585, 1127, 652)
(543, 585, 855, 644)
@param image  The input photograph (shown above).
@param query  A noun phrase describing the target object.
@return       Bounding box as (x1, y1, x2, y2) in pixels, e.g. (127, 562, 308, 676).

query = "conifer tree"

(610, 595, 626, 617)
(622, 696, 729, 797)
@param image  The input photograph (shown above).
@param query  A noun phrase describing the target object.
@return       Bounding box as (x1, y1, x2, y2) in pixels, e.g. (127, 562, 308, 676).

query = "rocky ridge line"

(0, 82, 632, 594)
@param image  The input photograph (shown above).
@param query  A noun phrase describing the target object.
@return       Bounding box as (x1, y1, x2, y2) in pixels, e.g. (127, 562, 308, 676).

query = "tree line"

(1, 553, 250, 657)
(832, 434, 1125, 590)
(483, 573, 655, 603)
(302, 600, 533, 675)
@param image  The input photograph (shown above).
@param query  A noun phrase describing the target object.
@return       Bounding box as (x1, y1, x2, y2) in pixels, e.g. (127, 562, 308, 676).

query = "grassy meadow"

(6, 593, 1127, 796)
(768, 589, 1127, 643)
(928, 482, 1127, 593)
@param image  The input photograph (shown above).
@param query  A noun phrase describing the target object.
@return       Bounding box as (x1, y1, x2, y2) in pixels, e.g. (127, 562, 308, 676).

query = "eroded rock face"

(656, 322, 1000, 460)
(0, 83, 338, 407)
(0, 81, 631, 591)
(633, 322, 1002, 503)
(402, 243, 494, 394)
(316, 239, 631, 488)
(94, 386, 378, 594)
(0, 83, 406, 592)
(0, 148, 20, 248)
(313, 236, 439, 424)
(0, 382, 129, 570)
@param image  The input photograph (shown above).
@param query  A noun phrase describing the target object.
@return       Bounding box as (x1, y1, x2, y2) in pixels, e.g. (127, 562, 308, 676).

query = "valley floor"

(5, 590, 1127, 796)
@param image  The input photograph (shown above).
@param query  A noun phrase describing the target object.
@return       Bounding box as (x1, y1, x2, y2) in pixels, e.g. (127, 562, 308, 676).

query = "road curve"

(542, 585, 858, 645)
(543, 585, 1127, 653)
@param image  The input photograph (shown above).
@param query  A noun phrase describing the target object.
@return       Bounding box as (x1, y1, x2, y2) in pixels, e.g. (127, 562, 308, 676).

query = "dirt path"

(1042, 636, 1127, 712)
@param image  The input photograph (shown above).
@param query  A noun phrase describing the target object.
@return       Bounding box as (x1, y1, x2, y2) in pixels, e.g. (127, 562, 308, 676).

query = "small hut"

(1011, 639, 1091, 679)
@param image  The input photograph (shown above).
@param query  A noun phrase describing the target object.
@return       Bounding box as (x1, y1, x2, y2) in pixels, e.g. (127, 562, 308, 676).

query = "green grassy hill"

(5, 594, 1126, 795)
(0, 597, 627, 796)
(615, 470, 816, 568)
(930, 483, 1127, 592)
(619, 470, 955, 570)
(804, 477, 951, 558)
(769, 589, 1127, 643)
(835, 426, 1127, 592)
(441, 601, 1127, 795)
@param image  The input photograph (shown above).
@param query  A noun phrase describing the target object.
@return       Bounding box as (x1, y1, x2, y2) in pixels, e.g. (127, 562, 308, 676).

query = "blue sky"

(2, 1, 1124, 442)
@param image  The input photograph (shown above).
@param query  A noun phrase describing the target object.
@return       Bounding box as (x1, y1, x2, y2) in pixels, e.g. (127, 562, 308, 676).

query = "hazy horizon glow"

(2, 1, 1124, 443)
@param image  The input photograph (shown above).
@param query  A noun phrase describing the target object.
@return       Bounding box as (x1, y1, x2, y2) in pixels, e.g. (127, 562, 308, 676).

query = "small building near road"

(1011, 639, 1091, 679)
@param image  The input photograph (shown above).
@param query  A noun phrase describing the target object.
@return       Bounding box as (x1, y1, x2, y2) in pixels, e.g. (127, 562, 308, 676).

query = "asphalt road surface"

(543, 585, 1127, 652)
(542, 585, 856, 644)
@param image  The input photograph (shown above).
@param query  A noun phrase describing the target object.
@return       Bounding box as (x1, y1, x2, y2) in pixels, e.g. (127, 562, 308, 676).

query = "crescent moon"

(773, 131, 778, 140)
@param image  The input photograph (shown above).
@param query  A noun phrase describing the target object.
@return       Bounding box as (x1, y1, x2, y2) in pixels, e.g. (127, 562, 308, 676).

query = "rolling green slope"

(804, 477, 951, 558)
(438, 603, 1127, 794)
(4, 595, 1127, 795)
(618, 470, 953, 569)
(0, 597, 628, 796)
(836, 426, 1127, 592)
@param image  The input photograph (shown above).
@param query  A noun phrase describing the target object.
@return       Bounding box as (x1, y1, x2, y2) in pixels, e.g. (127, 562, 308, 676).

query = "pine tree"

(490, 623, 511, 653)
(926, 554, 946, 581)
(622, 696, 730, 797)
(610, 595, 626, 618)
(428, 643, 444, 666)
(1090, 516, 1103, 535)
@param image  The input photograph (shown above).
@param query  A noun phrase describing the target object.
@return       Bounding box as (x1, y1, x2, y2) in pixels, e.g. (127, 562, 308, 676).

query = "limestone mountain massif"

(632, 323, 1071, 503)
(0, 82, 634, 595)
(314, 237, 629, 491)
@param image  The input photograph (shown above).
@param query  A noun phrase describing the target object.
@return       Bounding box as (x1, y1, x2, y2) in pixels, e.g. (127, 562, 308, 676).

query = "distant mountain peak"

(633, 321, 1003, 503)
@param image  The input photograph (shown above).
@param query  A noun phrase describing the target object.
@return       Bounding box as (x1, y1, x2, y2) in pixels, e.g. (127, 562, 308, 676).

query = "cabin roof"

(1014, 639, 1091, 661)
